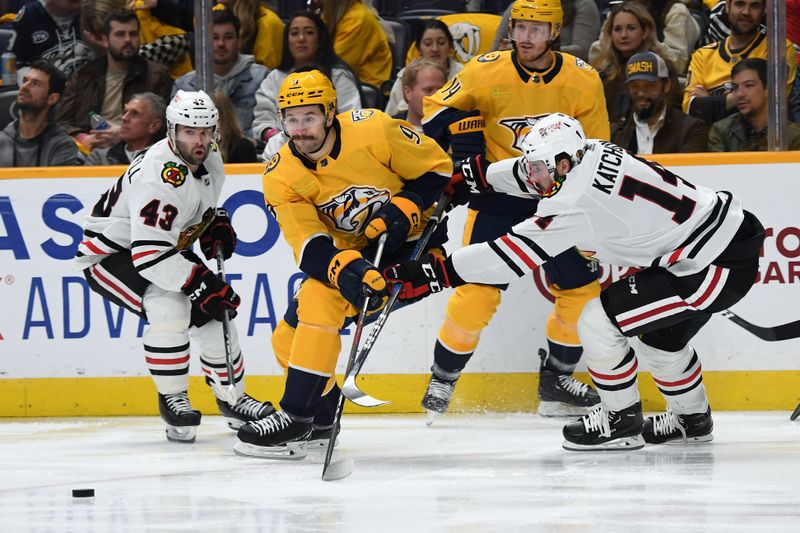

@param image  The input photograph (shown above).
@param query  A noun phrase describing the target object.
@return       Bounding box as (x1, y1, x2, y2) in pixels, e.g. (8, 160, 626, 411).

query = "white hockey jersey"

(74, 139, 226, 291)
(451, 140, 745, 285)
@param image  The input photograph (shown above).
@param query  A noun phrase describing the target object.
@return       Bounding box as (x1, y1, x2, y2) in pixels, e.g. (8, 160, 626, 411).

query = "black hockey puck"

(72, 489, 95, 498)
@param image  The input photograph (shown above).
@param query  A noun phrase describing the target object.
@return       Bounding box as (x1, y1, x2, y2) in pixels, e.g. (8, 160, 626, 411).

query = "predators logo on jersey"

(319, 186, 391, 233)
(161, 162, 188, 188)
(498, 115, 548, 153)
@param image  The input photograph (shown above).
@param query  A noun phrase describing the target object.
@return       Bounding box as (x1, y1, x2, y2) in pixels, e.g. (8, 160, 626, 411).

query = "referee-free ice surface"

(1, 412, 798, 532)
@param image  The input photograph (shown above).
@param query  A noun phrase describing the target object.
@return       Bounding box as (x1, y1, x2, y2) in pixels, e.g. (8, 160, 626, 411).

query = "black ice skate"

(233, 410, 313, 460)
(537, 349, 601, 417)
(216, 394, 276, 430)
(158, 391, 202, 443)
(562, 402, 645, 451)
(307, 424, 339, 450)
(421, 365, 460, 426)
(642, 408, 714, 444)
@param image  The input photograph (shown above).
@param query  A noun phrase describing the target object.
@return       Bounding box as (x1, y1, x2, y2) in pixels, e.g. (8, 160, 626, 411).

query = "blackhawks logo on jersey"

(161, 162, 188, 188)
(319, 186, 391, 234)
(499, 115, 548, 154)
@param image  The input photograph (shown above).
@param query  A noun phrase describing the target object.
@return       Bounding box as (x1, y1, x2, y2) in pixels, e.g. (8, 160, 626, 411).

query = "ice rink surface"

(1, 412, 799, 533)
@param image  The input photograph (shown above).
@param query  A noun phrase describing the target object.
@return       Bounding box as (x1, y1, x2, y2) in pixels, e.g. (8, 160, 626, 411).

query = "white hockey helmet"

(166, 90, 219, 148)
(520, 113, 586, 194)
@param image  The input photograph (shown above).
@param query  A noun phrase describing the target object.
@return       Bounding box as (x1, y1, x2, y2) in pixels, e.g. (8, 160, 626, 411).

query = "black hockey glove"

(200, 208, 237, 260)
(363, 191, 423, 253)
(182, 263, 241, 321)
(448, 110, 486, 161)
(328, 250, 389, 312)
(384, 253, 463, 303)
(445, 154, 492, 208)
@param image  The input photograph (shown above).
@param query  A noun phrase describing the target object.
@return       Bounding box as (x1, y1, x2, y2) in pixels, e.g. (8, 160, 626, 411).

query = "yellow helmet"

(278, 69, 337, 120)
(509, 0, 563, 41)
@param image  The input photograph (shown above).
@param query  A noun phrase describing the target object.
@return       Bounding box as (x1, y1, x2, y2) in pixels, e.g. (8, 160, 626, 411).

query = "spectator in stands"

(708, 58, 800, 151)
(787, 0, 800, 123)
(172, 10, 268, 138)
(631, 0, 701, 73)
(82, 0, 193, 79)
(313, 0, 392, 88)
(211, 90, 258, 163)
(394, 58, 447, 131)
(214, 0, 284, 70)
(589, 2, 677, 123)
(492, 0, 600, 61)
(85, 91, 165, 165)
(611, 51, 709, 154)
(10, 0, 95, 82)
(0, 60, 77, 167)
(56, 10, 173, 154)
(684, 0, 797, 124)
(252, 10, 361, 157)
(385, 20, 463, 118)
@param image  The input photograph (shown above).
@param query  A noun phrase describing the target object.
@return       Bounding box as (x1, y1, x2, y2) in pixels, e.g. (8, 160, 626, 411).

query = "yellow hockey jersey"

(683, 32, 797, 113)
(262, 110, 452, 273)
(422, 50, 610, 163)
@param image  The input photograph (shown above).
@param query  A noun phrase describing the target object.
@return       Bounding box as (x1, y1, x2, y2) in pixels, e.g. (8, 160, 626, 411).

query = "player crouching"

(386, 113, 764, 451)
(76, 90, 274, 443)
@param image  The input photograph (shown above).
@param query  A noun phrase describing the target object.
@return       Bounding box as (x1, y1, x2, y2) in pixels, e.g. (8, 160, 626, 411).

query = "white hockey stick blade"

(209, 369, 240, 407)
(341, 375, 390, 407)
(322, 457, 354, 481)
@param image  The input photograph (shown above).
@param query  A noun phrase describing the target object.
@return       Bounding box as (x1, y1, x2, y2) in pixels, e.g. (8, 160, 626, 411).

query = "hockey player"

(420, 0, 609, 419)
(386, 113, 764, 450)
(75, 90, 275, 443)
(234, 68, 452, 459)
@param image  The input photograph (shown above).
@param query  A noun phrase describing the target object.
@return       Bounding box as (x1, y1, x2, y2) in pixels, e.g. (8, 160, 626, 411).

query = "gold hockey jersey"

(262, 109, 452, 268)
(422, 50, 610, 163)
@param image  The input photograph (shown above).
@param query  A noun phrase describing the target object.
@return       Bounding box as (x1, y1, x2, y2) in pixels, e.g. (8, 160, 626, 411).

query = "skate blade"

(322, 457, 354, 481)
(233, 440, 308, 460)
(562, 434, 645, 452)
(538, 401, 598, 418)
(651, 434, 714, 445)
(165, 425, 197, 443)
(425, 409, 442, 427)
(223, 417, 245, 431)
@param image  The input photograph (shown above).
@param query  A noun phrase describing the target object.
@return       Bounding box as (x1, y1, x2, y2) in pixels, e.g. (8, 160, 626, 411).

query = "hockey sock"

(280, 367, 329, 420)
(541, 339, 583, 374)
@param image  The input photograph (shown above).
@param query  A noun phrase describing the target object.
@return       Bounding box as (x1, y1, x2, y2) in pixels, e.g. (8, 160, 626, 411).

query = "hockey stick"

(322, 234, 388, 482)
(208, 247, 240, 407)
(341, 193, 451, 407)
(720, 310, 800, 342)
(791, 403, 800, 422)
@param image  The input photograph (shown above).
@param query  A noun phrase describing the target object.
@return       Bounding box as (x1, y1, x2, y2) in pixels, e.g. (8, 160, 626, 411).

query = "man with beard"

(0, 60, 77, 167)
(612, 52, 708, 154)
(86, 92, 166, 165)
(709, 58, 800, 151)
(683, 0, 796, 123)
(56, 9, 173, 155)
(172, 10, 268, 139)
(76, 90, 276, 443)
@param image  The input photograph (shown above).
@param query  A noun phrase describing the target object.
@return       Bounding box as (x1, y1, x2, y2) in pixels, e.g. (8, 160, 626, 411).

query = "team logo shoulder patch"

(350, 109, 375, 122)
(542, 175, 566, 198)
(477, 51, 501, 63)
(574, 57, 594, 72)
(161, 161, 188, 188)
(318, 186, 391, 233)
(265, 153, 280, 174)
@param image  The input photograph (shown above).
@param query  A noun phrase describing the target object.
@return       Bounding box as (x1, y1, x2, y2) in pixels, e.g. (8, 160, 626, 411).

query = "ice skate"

(421, 366, 460, 426)
(307, 424, 339, 450)
(537, 349, 600, 417)
(562, 402, 645, 451)
(158, 391, 201, 443)
(216, 394, 275, 430)
(234, 410, 313, 460)
(642, 408, 713, 444)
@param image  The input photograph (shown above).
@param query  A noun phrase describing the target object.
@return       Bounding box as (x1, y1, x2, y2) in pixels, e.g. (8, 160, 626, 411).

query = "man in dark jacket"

(0, 60, 77, 167)
(86, 92, 166, 165)
(56, 9, 172, 155)
(612, 51, 708, 154)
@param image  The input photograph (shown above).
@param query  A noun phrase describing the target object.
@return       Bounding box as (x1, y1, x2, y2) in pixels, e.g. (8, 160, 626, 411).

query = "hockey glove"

(384, 253, 461, 303)
(200, 208, 237, 260)
(363, 191, 423, 252)
(328, 250, 389, 312)
(448, 110, 486, 161)
(182, 263, 241, 321)
(446, 154, 492, 208)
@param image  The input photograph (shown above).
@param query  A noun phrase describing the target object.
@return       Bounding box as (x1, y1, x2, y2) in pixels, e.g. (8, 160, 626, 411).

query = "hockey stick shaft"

(213, 247, 239, 406)
(341, 193, 451, 406)
(322, 234, 388, 481)
(721, 310, 800, 342)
